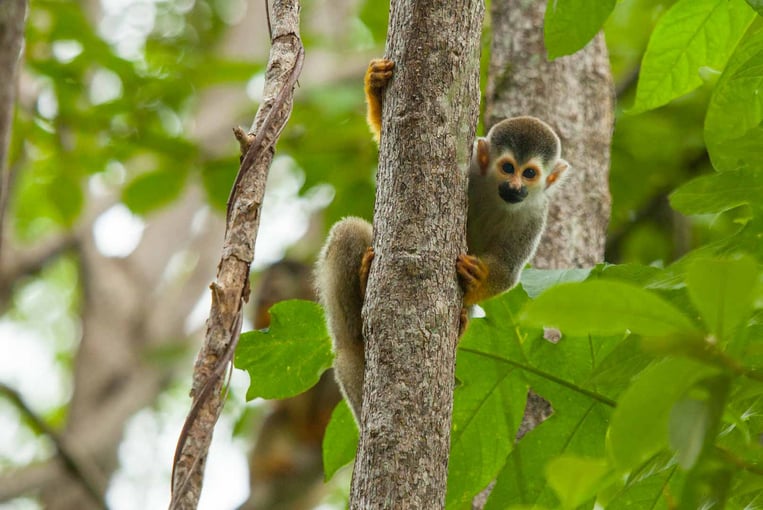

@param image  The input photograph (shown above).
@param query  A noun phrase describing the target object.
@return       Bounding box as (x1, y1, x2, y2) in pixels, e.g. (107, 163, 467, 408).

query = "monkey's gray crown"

(487, 116, 561, 167)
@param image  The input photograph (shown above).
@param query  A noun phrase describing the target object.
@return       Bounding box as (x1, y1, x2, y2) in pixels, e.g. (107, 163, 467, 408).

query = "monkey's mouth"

(498, 182, 527, 204)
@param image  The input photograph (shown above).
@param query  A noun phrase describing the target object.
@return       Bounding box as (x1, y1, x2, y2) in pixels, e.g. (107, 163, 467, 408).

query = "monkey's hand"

(457, 254, 490, 307)
(359, 247, 375, 298)
(365, 59, 394, 143)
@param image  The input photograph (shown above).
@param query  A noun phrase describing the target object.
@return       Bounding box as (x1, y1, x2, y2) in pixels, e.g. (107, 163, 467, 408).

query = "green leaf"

(631, 0, 755, 114)
(447, 289, 531, 508)
(544, 0, 616, 59)
(672, 375, 730, 473)
(669, 398, 709, 469)
(122, 169, 188, 215)
(670, 168, 763, 215)
(678, 449, 734, 508)
(456, 289, 615, 508)
(447, 348, 528, 509)
(587, 335, 654, 398)
(322, 400, 358, 480)
(599, 263, 664, 286)
(608, 357, 719, 471)
(486, 388, 612, 508)
(461, 286, 530, 359)
(604, 454, 684, 509)
(234, 300, 333, 400)
(520, 268, 592, 299)
(521, 281, 697, 337)
(545, 455, 614, 510)
(686, 256, 757, 341)
(745, 0, 763, 15)
(705, 27, 763, 171)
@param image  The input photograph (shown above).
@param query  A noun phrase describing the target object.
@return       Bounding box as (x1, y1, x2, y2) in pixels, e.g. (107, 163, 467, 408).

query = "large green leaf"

(322, 400, 358, 480)
(521, 280, 697, 337)
(485, 384, 612, 508)
(686, 256, 757, 341)
(608, 358, 719, 471)
(669, 398, 709, 469)
(544, 0, 616, 59)
(545, 455, 614, 510)
(705, 27, 763, 171)
(631, 0, 755, 114)
(520, 268, 592, 299)
(604, 454, 684, 509)
(447, 289, 530, 508)
(589, 333, 652, 384)
(447, 348, 528, 509)
(670, 168, 763, 215)
(466, 289, 622, 510)
(455, 289, 617, 508)
(234, 300, 333, 400)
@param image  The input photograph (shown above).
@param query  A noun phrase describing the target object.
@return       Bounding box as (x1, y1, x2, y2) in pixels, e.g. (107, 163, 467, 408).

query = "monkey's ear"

(472, 138, 490, 176)
(545, 159, 569, 189)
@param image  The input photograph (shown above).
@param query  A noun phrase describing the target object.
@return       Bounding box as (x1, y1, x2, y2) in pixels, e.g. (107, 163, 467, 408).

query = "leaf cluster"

(236, 252, 762, 508)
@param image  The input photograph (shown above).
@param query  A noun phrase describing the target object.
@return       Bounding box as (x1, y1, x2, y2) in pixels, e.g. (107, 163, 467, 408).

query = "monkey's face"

(493, 154, 544, 204)
(470, 116, 570, 206)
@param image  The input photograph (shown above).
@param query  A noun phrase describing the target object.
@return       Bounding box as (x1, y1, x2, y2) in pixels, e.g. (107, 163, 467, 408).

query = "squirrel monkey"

(315, 59, 569, 423)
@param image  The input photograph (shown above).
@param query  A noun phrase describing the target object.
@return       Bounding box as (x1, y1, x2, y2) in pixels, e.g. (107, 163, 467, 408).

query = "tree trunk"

(350, 1, 484, 508)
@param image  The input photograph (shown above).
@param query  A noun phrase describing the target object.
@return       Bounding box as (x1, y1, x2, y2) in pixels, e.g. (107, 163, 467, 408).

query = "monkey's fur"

(315, 59, 569, 424)
(315, 218, 372, 420)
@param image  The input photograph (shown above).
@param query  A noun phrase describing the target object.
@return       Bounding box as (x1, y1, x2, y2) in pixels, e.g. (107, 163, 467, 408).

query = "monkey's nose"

(498, 181, 527, 203)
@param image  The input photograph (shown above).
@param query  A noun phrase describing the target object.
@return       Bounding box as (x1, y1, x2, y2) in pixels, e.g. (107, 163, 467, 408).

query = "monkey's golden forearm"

(364, 59, 394, 143)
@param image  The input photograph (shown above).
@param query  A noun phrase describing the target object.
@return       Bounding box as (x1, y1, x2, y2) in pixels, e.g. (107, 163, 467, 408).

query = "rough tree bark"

(472, 0, 613, 507)
(169, 0, 303, 507)
(350, 0, 484, 508)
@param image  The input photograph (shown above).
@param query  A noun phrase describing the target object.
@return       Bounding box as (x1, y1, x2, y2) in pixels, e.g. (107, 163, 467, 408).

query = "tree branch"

(169, 0, 303, 507)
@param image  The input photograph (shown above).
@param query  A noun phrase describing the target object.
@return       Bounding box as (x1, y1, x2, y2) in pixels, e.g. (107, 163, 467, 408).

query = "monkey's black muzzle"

(498, 181, 527, 204)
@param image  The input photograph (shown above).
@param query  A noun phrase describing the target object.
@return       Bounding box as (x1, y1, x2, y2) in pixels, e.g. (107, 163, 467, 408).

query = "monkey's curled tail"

(314, 217, 373, 424)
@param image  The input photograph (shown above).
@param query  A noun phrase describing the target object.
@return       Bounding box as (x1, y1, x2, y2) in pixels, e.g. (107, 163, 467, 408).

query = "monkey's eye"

(522, 168, 537, 179)
(501, 162, 515, 174)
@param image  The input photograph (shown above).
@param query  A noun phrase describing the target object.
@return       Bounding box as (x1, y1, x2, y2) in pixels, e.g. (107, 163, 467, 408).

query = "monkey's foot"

(359, 247, 375, 297)
(457, 254, 489, 306)
(365, 59, 394, 91)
